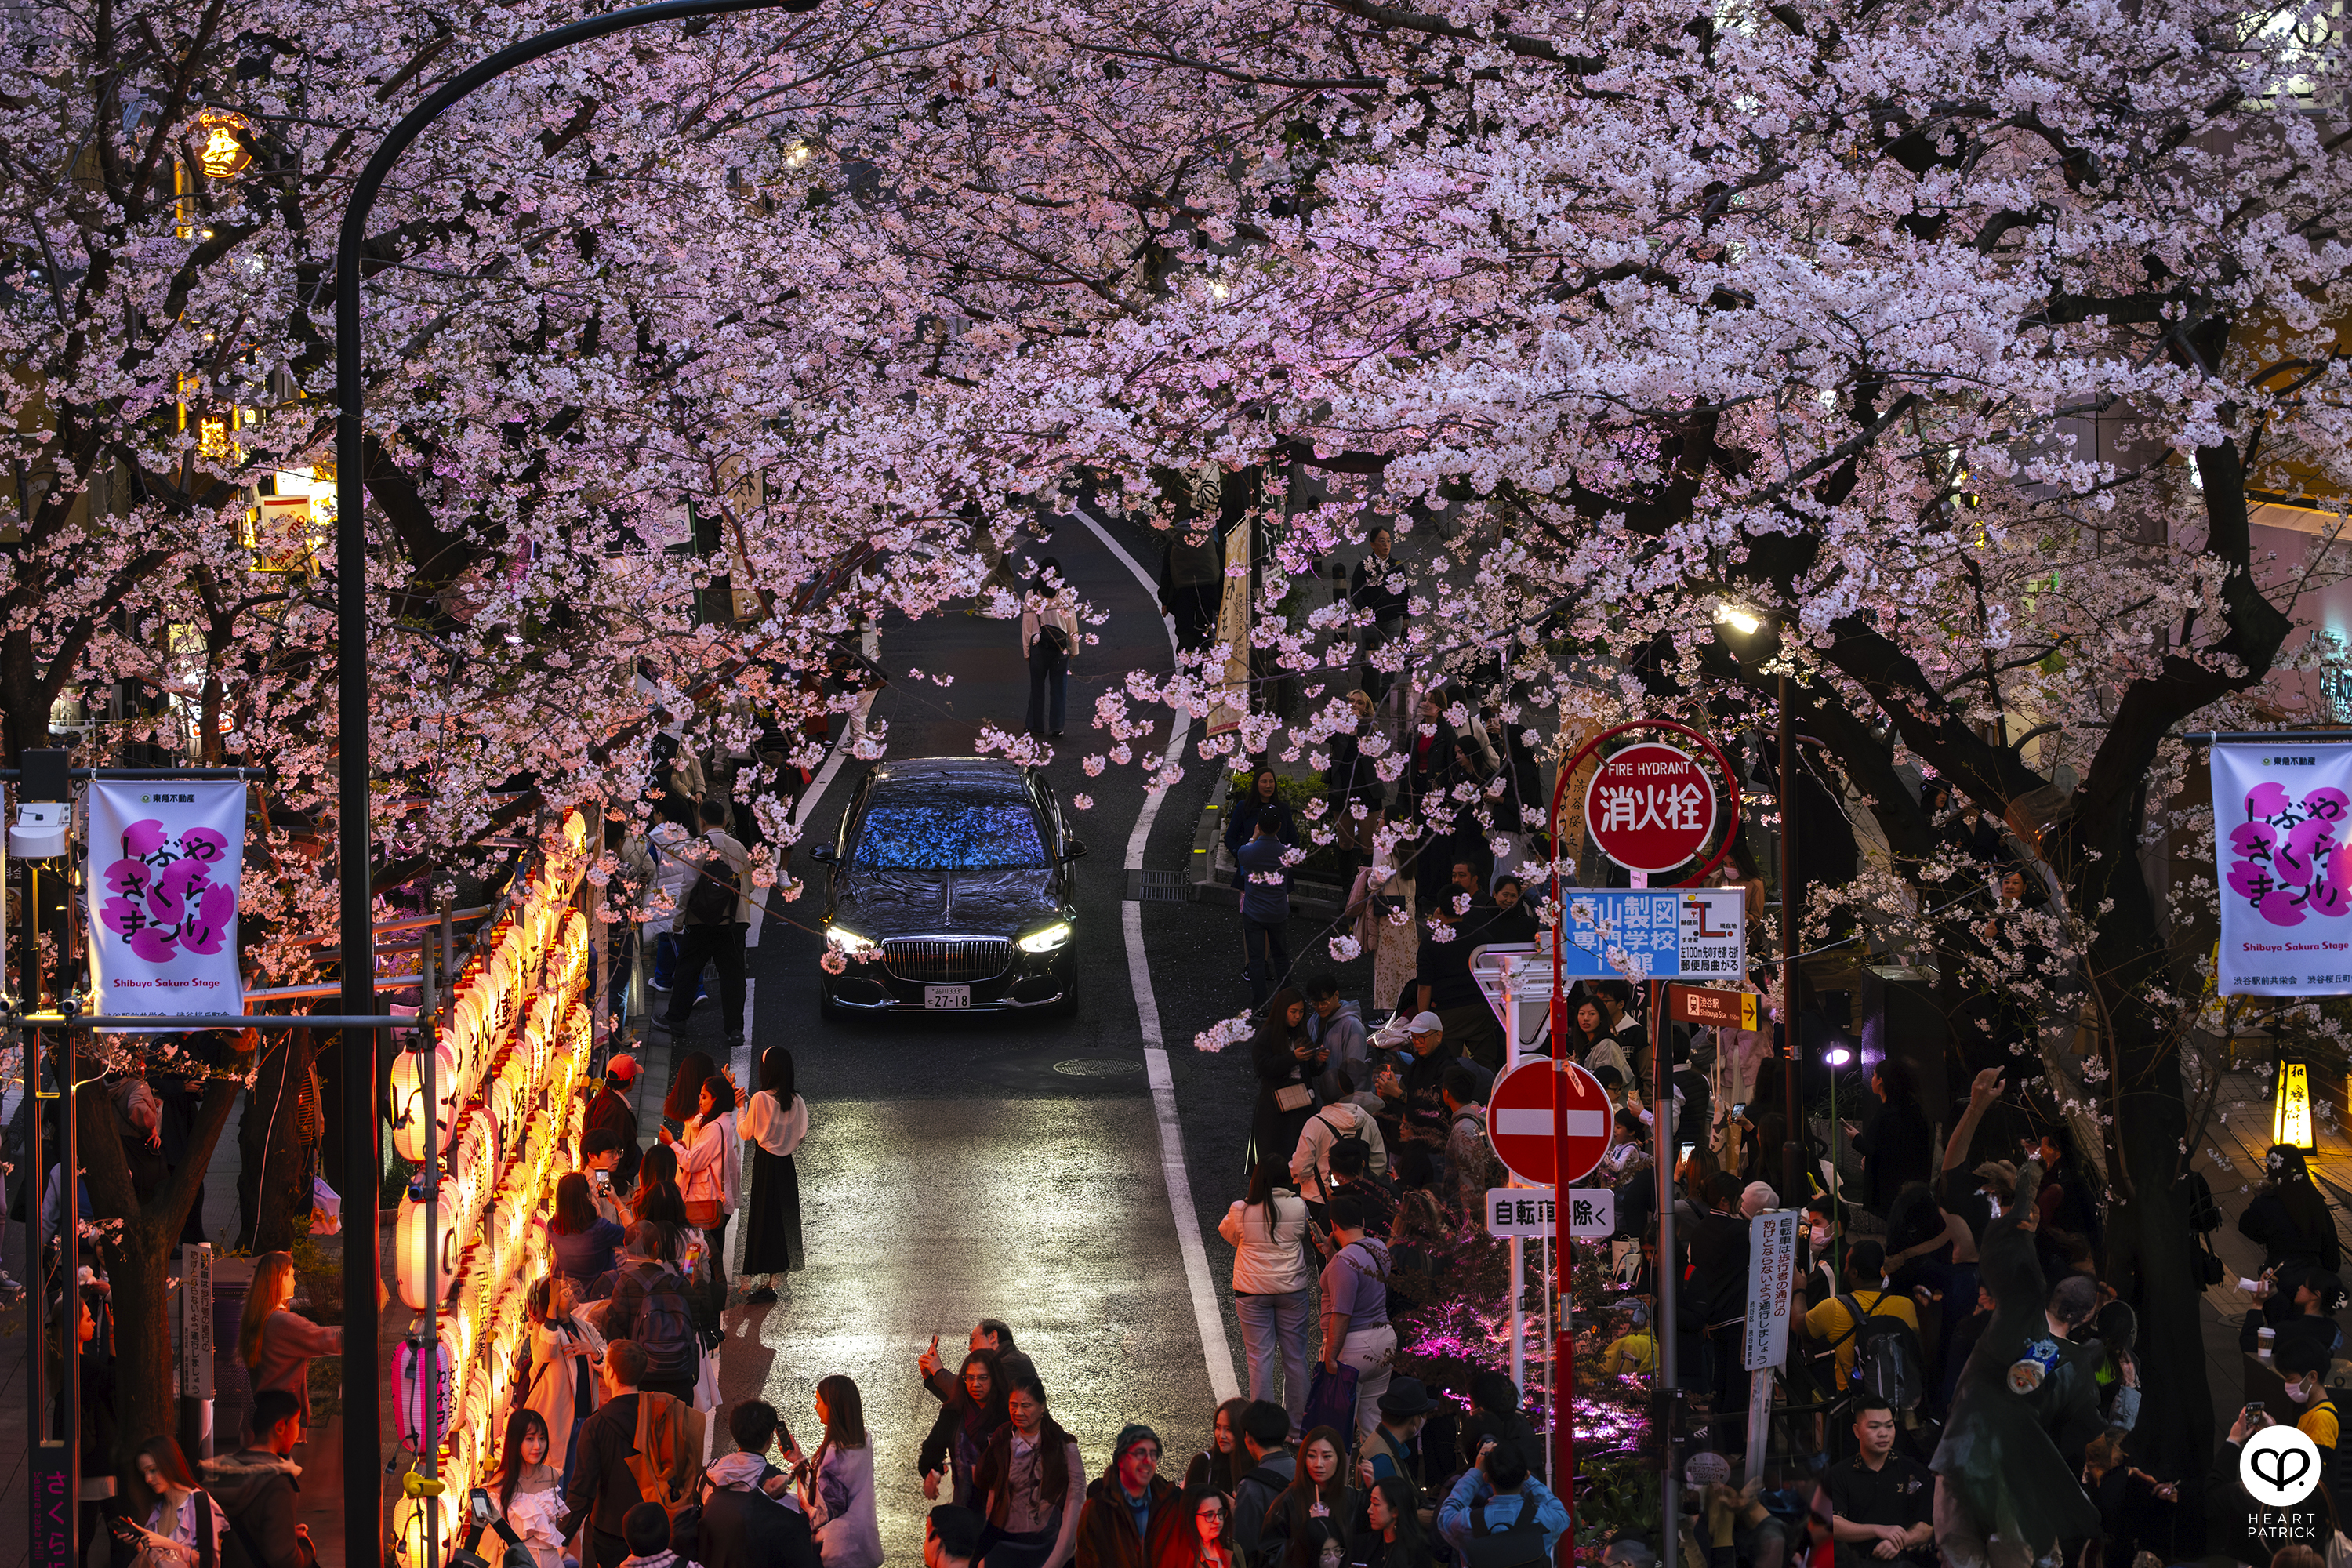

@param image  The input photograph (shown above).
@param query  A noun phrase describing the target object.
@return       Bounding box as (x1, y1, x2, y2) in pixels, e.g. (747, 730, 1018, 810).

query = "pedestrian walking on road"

(1220, 1163, 1314, 1436)
(1181, 1399, 1250, 1497)
(1237, 818, 1294, 1012)
(920, 1349, 1008, 1508)
(1022, 558, 1080, 739)
(1250, 992, 1322, 1171)
(1076, 1425, 1181, 1568)
(1318, 1196, 1396, 1445)
(795, 1375, 884, 1568)
(974, 1363, 1085, 1568)
(1161, 1487, 1236, 1568)
(1258, 1428, 1359, 1568)
(237, 1252, 340, 1425)
(659, 800, 754, 1052)
(739, 1046, 810, 1297)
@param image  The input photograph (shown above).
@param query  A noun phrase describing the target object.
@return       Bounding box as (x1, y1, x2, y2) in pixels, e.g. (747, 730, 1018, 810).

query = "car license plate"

(924, 985, 971, 1011)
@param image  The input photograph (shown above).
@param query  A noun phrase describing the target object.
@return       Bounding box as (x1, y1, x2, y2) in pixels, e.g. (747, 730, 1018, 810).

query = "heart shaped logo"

(2243, 1424, 2324, 1508)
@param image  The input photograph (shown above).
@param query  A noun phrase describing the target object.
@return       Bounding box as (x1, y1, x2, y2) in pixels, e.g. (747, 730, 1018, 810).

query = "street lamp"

(335, 1, 818, 1555)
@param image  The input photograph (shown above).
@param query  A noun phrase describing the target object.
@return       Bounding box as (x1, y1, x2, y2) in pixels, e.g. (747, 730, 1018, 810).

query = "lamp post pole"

(1779, 673, 1802, 1207)
(333, 3, 816, 1556)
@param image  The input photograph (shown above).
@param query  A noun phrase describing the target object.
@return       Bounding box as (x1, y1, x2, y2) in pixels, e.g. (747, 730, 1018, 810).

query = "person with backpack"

(1221, 1163, 1315, 1436)
(1229, 1403, 1295, 1564)
(1292, 1092, 1387, 1219)
(658, 797, 755, 1054)
(604, 1224, 705, 1402)
(199, 1389, 315, 1568)
(1454, 1374, 1544, 1488)
(1434, 1439, 1567, 1568)
(1820, 1399, 1933, 1568)
(1317, 1195, 1396, 1444)
(1791, 1240, 1926, 1439)
(620, 1501, 705, 1568)
(1438, 1067, 1494, 1218)
(565, 1341, 704, 1568)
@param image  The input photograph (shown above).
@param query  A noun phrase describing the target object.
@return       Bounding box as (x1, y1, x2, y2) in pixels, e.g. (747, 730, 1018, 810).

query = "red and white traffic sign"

(1484, 1060, 1612, 1186)
(1584, 741, 1717, 874)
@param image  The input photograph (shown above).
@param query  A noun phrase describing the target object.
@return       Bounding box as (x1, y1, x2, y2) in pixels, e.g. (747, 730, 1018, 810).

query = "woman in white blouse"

(738, 1045, 809, 1301)
(662, 1069, 742, 1316)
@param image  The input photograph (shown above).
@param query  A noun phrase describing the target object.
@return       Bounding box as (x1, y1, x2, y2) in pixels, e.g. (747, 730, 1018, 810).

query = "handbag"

(2194, 1229, 2225, 1287)
(684, 1196, 724, 1228)
(1275, 1084, 1315, 1113)
(1301, 1358, 1361, 1438)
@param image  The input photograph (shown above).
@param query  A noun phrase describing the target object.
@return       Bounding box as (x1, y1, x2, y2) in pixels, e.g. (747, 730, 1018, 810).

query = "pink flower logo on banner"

(2228, 786, 2352, 927)
(100, 819, 238, 962)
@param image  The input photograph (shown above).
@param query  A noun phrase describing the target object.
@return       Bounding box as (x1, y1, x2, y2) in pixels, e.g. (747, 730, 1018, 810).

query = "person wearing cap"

(1791, 1240, 1917, 1397)
(1373, 1014, 1480, 1152)
(587, 1057, 644, 1191)
(1076, 1426, 1181, 1568)
(1740, 1181, 1779, 1219)
(927, 1506, 984, 1568)
(1355, 1378, 1435, 1517)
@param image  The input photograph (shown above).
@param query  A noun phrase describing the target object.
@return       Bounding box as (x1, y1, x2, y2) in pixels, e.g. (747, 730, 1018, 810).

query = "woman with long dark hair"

(974, 1361, 1085, 1568)
(1346, 1476, 1432, 1568)
(919, 1348, 1009, 1508)
(2243, 1143, 2343, 1327)
(488, 1407, 564, 1568)
(1182, 1397, 1251, 1496)
(1218, 1163, 1312, 1436)
(800, 1374, 884, 1568)
(1158, 1485, 1237, 1568)
(237, 1250, 339, 1423)
(1258, 1427, 1357, 1568)
(116, 1436, 223, 1568)
(738, 1045, 810, 1298)
(1250, 989, 1323, 1172)
(631, 1143, 689, 1228)
(548, 1172, 626, 1296)
(1225, 768, 1298, 876)
(662, 1049, 721, 1139)
(664, 1069, 742, 1316)
(1022, 557, 1080, 739)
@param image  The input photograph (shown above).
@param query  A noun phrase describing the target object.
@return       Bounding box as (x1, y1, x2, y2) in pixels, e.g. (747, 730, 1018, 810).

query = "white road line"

(1071, 506, 1236, 1403)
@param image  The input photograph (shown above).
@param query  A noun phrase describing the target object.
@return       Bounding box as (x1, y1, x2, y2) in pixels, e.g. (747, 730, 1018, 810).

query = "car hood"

(836, 866, 1061, 935)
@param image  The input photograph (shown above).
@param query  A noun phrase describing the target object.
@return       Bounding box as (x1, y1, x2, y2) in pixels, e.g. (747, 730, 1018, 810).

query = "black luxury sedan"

(811, 757, 1085, 1017)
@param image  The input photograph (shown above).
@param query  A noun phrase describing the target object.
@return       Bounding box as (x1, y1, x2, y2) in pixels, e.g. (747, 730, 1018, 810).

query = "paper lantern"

(396, 1185, 460, 1309)
(563, 808, 588, 851)
(387, 1042, 462, 1163)
(2277, 1059, 2318, 1152)
(393, 1491, 452, 1568)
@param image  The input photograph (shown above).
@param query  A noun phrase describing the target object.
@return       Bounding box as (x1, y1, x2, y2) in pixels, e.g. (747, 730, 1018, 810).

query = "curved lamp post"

(334, 1, 815, 1555)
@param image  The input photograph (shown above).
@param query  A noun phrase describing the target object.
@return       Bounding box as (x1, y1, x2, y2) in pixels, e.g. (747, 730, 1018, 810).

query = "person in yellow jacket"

(1602, 1303, 1660, 1376)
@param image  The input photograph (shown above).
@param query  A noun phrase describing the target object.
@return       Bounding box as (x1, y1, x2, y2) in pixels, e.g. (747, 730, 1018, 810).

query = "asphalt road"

(662, 506, 1341, 1563)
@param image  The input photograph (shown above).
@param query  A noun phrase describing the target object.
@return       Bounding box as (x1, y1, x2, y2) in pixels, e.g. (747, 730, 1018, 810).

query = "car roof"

(866, 757, 1033, 802)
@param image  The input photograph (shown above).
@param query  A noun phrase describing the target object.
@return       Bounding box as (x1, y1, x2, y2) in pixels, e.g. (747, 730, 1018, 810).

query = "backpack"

(624, 1392, 703, 1556)
(683, 836, 737, 926)
(622, 1265, 703, 1385)
(1458, 1492, 1546, 1568)
(1452, 1112, 1504, 1193)
(1319, 1110, 1372, 1181)
(1834, 1293, 1927, 1412)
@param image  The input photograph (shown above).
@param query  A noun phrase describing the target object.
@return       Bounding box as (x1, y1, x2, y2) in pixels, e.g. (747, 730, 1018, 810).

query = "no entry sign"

(1485, 1060, 1612, 1186)
(1585, 741, 1717, 874)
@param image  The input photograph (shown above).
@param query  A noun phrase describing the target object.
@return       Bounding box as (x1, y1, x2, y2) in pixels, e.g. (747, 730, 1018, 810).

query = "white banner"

(2213, 744, 2352, 996)
(1483, 1186, 1615, 1240)
(85, 780, 245, 1016)
(1744, 1210, 1802, 1370)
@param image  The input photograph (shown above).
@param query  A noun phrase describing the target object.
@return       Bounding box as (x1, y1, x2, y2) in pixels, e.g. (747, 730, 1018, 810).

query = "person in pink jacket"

(238, 1253, 340, 1423)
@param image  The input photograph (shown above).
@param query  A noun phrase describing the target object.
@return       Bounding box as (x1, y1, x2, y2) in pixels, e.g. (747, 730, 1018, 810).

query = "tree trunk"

(74, 1045, 252, 1461)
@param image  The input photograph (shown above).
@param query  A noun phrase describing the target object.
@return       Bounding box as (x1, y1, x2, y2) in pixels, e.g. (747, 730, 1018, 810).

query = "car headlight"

(1017, 921, 1073, 953)
(829, 927, 877, 953)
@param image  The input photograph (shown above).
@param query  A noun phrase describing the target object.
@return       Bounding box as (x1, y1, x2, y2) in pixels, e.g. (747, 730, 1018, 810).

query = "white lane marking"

(1496, 1109, 1606, 1138)
(1071, 506, 1236, 1403)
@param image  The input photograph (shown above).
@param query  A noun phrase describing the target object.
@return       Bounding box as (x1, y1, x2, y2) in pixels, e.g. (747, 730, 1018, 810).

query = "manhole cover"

(1054, 1058, 1144, 1076)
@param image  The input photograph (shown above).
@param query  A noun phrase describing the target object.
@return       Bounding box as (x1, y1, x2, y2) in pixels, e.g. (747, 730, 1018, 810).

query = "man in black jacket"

(565, 1341, 699, 1568)
(202, 1389, 316, 1568)
(585, 1055, 644, 1190)
(701, 1401, 822, 1568)
(1349, 529, 1408, 699)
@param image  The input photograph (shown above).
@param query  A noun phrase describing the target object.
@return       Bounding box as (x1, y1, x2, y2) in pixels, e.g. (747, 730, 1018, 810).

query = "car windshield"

(853, 799, 1048, 871)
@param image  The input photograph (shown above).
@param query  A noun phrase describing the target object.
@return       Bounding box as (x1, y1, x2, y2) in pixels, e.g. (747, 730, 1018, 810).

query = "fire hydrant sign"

(1585, 741, 1718, 874)
(2212, 743, 2352, 996)
(1744, 1210, 1802, 1370)
(1485, 1187, 1615, 1240)
(85, 779, 245, 1016)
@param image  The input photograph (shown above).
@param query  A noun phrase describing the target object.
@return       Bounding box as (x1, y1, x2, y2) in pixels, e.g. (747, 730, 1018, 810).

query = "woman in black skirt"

(736, 1044, 808, 1301)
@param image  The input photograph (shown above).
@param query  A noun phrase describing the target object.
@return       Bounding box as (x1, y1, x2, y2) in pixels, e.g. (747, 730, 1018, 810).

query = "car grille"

(882, 937, 1014, 985)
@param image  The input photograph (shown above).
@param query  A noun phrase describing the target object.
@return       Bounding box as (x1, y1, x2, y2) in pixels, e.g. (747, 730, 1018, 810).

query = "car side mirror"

(809, 845, 837, 864)
(1063, 839, 1087, 861)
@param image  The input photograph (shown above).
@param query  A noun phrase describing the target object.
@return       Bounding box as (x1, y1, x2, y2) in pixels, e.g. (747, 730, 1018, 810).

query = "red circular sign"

(1484, 1060, 1613, 1186)
(1584, 741, 1719, 875)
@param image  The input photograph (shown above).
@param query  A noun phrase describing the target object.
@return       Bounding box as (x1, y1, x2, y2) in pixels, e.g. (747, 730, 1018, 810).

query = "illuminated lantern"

(2276, 1058, 2318, 1152)
(563, 808, 588, 852)
(393, 1491, 452, 1568)
(387, 1042, 462, 1163)
(395, 1186, 459, 1309)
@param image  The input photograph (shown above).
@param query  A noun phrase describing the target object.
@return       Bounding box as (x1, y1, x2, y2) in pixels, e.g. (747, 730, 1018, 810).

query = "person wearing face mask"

(2274, 1338, 2352, 1552)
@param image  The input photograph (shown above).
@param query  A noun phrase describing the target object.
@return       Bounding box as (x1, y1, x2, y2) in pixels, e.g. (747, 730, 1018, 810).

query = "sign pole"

(1779, 673, 1804, 1207)
(1504, 955, 1524, 1398)
(1652, 978, 1679, 1560)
